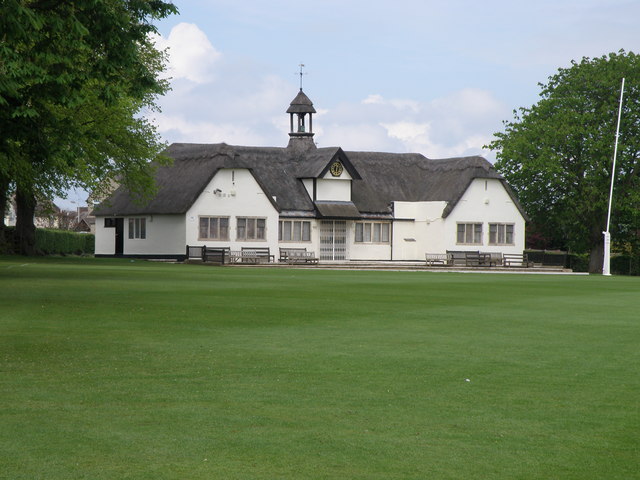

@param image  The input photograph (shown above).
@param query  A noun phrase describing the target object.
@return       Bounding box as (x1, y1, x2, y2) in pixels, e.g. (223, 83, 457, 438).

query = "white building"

(94, 90, 527, 262)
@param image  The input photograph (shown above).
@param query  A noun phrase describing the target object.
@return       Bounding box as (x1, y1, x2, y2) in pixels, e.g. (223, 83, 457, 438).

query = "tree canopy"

(488, 51, 640, 273)
(0, 0, 177, 253)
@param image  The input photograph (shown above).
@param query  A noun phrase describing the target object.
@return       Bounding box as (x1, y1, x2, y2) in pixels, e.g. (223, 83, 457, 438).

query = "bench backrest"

(242, 247, 270, 256)
(203, 247, 230, 263)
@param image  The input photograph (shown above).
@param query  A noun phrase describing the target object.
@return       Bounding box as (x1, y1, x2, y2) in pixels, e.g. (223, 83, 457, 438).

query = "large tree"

(0, 0, 177, 254)
(488, 51, 640, 273)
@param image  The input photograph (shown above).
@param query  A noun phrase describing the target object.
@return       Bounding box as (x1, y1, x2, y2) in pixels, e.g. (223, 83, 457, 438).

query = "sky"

(59, 0, 639, 209)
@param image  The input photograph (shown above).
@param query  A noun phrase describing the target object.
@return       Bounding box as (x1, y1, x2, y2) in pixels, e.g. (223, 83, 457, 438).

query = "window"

(489, 223, 514, 245)
(355, 222, 390, 243)
(279, 220, 311, 242)
(128, 218, 146, 239)
(199, 216, 229, 240)
(457, 223, 482, 245)
(237, 217, 266, 240)
(104, 218, 116, 228)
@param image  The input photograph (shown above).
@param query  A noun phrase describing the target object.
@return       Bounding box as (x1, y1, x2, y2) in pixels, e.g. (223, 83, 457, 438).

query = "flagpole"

(603, 77, 625, 276)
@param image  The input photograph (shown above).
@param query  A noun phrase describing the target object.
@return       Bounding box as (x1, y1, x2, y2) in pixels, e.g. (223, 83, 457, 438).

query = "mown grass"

(1, 257, 639, 479)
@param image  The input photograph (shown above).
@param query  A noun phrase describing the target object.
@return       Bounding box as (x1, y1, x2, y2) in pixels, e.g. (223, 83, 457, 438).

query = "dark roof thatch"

(94, 142, 526, 220)
(286, 89, 316, 114)
(315, 201, 361, 219)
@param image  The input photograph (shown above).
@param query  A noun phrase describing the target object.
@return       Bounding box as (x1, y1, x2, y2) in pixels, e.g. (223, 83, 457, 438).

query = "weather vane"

(297, 63, 307, 90)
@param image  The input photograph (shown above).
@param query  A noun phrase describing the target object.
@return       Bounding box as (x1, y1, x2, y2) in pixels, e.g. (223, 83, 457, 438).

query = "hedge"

(35, 228, 94, 255)
(611, 254, 640, 276)
(2, 227, 94, 255)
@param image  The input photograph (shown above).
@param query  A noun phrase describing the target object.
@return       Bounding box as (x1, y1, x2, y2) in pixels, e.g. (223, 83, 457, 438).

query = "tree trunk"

(15, 186, 37, 256)
(588, 224, 605, 274)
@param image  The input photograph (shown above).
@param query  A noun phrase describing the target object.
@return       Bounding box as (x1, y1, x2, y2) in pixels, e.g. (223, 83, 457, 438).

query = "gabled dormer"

(296, 148, 362, 219)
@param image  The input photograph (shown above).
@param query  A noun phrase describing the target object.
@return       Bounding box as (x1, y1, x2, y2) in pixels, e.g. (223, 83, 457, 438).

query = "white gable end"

(445, 178, 525, 253)
(185, 168, 279, 250)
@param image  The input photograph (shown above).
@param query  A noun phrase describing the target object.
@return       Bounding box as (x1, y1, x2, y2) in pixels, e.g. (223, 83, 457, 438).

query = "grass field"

(1, 257, 639, 479)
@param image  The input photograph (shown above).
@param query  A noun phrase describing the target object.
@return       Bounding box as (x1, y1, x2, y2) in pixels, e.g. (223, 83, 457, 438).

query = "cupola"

(286, 89, 317, 152)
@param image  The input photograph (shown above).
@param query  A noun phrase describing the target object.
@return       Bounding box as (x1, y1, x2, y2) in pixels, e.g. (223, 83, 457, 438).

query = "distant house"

(94, 89, 527, 262)
(3, 197, 61, 229)
(73, 207, 96, 234)
(3, 200, 16, 227)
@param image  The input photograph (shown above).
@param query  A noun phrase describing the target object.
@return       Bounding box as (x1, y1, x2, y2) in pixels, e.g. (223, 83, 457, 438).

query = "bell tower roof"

(287, 89, 316, 114)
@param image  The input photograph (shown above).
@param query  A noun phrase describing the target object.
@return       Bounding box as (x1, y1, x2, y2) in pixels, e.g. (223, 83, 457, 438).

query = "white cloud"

(151, 23, 221, 84)
(316, 90, 506, 159)
(148, 24, 506, 160)
(362, 94, 420, 112)
(154, 113, 267, 146)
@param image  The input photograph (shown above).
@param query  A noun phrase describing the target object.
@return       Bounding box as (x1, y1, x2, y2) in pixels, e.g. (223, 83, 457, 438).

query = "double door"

(319, 220, 347, 261)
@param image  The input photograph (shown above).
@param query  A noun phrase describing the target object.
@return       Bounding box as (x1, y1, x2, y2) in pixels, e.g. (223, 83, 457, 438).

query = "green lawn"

(1, 257, 639, 479)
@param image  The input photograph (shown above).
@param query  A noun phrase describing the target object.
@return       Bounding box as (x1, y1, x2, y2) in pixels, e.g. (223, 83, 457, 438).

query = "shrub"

(567, 253, 589, 273)
(34, 229, 94, 255)
(611, 254, 640, 276)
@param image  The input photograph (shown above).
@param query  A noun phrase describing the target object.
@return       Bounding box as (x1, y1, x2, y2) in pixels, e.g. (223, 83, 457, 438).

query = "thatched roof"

(94, 142, 526, 220)
(286, 89, 316, 114)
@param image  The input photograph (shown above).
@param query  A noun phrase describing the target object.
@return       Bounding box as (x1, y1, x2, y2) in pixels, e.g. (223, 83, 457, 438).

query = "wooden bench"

(503, 253, 533, 267)
(484, 252, 503, 267)
(203, 247, 230, 264)
(445, 250, 501, 267)
(279, 247, 318, 264)
(447, 250, 480, 266)
(236, 247, 274, 263)
(425, 253, 452, 266)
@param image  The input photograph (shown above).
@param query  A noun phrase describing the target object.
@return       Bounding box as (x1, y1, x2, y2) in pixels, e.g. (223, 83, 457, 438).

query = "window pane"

(247, 218, 255, 239)
(220, 218, 229, 240)
(140, 218, 146, 239)
(465, 225, 473, 243)
(283, 221, 292, 241)
(302, 222, 311, 241)
(199, 218, 208, 239)
(278, 221, 283, 241)
(355, 223, 363, 242)
(373, 223, 381, 242)
(256, 218, 265, 239)
(498, 224, 505, 244)
(364, 223, 372, 242)
(489, 224, 497, 244)
(506, 224, 514, 244)
(381, 223, 389, 242)
(237, 218, 246, 239)
(293, 221, 301, 241)
(474, 224, 482, 244)
(209, 217, 218, 239)
(457, 224, 465, 243)
(128, 218, 134, 239)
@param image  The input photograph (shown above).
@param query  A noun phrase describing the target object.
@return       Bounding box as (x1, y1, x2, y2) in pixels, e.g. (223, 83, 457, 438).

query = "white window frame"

(489, 223, 515, 245)
(354, 222, 390, 243)
(236, 217, 266, 241)
(456, 223, 482, 245)
(279, 220, 311, 242)
(199, 216, 229, 241)
(128, 217, 146, 239)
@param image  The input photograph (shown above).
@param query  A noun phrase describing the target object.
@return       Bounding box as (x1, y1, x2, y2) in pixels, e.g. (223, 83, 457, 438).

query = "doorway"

(319, 220, 347, 261)
(114, 218, 124, 255)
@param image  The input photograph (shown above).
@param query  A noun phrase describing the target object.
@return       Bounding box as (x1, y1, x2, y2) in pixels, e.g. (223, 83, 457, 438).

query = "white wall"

(94, 215, 185, 255)
(392, 201, 448, 260)
(94, 217, 115, 255)
(185, 169, 280, 251)
(302, 178, 314, 200)
(445, 178, 525, 254)
(124, 215, 185, 255)
(348, 220, 392, 260)
(316, 169, 352, 201)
